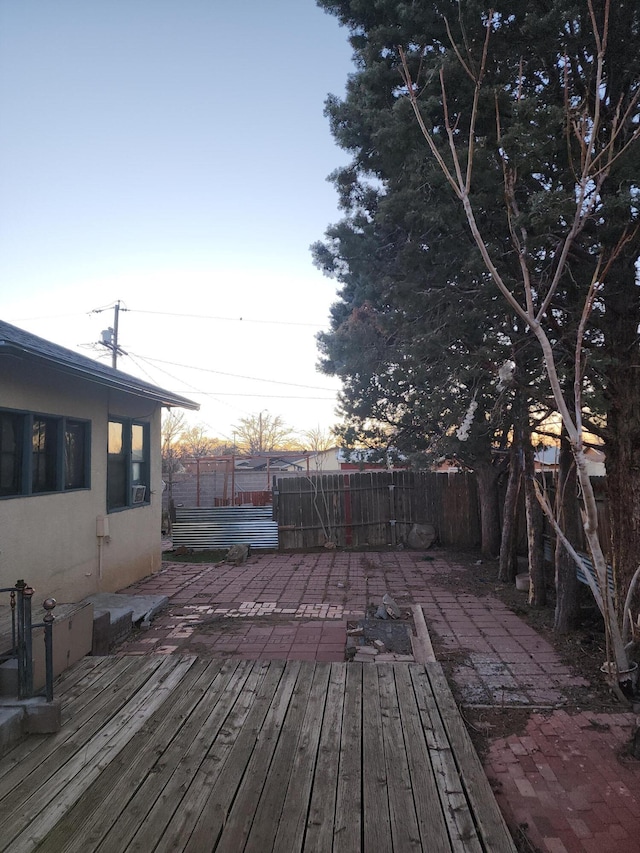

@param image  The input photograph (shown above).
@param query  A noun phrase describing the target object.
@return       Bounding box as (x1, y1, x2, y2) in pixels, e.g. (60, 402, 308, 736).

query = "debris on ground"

(382, 593, 401, 618)
(407, 522, 436, 549)
(225, 543, 251, 565)
(346, 619, 414, 661)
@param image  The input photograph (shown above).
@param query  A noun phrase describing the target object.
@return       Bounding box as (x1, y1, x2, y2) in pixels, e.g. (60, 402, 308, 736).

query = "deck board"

(178, 660, 287, 853)
(410, 664, 484, 852)
(35, 657, 217, 853)
(215, 660, 302, 852)
(0, 657, 516, 852)
(332, 662, 362, 853)
(378, 665, 423, 851)
(270, 662, 331, 853)
(362, 663, 395, 852)
(3, 656, 196, 853)
(302, 662, 346, 853)
(121, 659, 263, 853)
(394, 665, 453, 851)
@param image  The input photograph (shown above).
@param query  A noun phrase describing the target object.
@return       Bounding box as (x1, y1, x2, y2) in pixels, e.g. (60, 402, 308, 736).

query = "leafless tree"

(232, 411, 300, 453)
(179, 424, 221, 457)
(399, 1, 640, 680)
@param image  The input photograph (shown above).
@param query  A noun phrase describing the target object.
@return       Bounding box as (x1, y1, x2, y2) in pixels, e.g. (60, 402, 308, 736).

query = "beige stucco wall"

(306, 448, 342, 471)
(0, 357, 164, 603)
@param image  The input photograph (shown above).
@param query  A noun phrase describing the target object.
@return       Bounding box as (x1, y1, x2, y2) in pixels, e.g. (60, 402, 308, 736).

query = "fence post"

(389, 482, 397, 546)
(16, 580, 35, 700)
(42, 598, 57, 702)
(10, 589, 16, 654)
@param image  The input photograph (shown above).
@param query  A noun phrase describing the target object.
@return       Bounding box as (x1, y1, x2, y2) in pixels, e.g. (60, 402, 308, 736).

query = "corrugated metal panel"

(172, 506, 278, 550)
(544, 536, 614, 596)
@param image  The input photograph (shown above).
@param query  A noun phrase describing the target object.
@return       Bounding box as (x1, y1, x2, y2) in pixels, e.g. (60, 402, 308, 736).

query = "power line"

(190, 392, 336, 399)
(119, 352, 257, 416)
(124, 351, 173, 386)
(121, 352, 336, 403)
(126, 308, 326, 328)
(127, 351, 338, 392)
(12, 303, 329, 330)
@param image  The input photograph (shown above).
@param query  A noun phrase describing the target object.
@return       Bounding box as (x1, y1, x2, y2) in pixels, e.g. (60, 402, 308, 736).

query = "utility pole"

(111, 300, 121, 369)
(95, 300, 127, 368)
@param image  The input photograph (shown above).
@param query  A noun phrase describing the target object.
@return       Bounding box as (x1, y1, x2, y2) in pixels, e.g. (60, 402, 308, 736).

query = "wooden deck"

(0, 656, 515, 852)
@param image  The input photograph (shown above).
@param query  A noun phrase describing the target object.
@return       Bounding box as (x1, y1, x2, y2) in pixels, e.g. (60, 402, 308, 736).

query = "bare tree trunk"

(603, 258, 640, 623)
(554, 434, 581, 633)
(498, 439, 522, 583)
(476, 463, 501, 559)
(607, 429, 640, 622)
(523, 430, 546, 606)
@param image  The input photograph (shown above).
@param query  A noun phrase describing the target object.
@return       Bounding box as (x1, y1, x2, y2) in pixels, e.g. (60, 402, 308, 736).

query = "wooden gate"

(274, 471, 480, 551)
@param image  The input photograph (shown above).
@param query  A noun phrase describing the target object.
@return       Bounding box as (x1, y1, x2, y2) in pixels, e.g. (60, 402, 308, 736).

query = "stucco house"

(0, 319, 198, 606)
(534, 444, 606, 476)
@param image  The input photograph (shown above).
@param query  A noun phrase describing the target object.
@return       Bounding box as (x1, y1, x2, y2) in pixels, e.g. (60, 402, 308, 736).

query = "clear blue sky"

(0, 0, 354, 441)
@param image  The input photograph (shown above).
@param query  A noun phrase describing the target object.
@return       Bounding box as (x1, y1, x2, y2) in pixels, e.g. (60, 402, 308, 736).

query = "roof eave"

(1, 343, 199, 411)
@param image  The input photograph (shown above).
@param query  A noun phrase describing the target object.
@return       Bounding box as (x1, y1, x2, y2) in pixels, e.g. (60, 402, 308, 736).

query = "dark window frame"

(65, 419, 90, 490)
(0, 408, 91, 499)
(107, 417, 150, 512)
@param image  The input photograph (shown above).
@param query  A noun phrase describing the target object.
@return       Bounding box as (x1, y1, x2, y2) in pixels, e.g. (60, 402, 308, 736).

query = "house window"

(0, 408, 90, 498)
(107, 418, 149, 511)
(32, 417, 58, 493)
(0, 411, 24, 496)
(65, 420, 88, 489)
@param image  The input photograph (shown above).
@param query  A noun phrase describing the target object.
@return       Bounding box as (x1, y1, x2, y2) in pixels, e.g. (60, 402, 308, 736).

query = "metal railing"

(1, 580, 56, 702)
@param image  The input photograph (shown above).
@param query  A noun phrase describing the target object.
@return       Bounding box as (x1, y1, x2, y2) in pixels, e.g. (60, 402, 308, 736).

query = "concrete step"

(0, 707, 24, 757)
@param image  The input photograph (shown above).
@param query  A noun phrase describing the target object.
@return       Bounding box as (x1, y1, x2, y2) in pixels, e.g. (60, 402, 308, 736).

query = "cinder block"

(0, 708, 23, 756)
(32, 601, 94, 690)
(109, 609, 134, 645)
(92, 611, 111, 656)
(23, 698, 62, 734)
(0, 659, 18, 697)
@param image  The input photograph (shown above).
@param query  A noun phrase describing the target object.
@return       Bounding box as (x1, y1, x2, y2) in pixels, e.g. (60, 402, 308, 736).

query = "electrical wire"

(190, 392, 336, 399)
(125, 354, 334, 401)
(126, 352, 337, 391)
(121, 351, 336, 404)
(121, 351, 251, 416)
(126, 308, 325, 328)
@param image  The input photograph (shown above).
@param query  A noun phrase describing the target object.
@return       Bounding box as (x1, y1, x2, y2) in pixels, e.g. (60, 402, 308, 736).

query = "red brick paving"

(116, 548, 640, 851)
(487, 710, 640, 852)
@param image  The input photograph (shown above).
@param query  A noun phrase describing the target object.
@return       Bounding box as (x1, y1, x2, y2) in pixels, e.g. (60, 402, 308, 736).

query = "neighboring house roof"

(235, 454, 304, 471)
(337, 448, 408, 466)
(534, 444, 606, 474)
(535, 446, 560, 467)
(0, 319, 199, 410)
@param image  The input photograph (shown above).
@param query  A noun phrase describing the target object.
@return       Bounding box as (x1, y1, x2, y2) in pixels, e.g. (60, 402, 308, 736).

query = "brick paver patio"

(116, 548, 640, 852)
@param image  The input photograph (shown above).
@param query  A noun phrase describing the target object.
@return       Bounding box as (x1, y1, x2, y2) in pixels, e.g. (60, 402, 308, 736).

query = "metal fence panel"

(172, 506, 278, 550)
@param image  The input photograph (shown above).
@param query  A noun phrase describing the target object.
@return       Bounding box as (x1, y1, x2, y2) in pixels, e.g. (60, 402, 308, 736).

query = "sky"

(0, 0, 356, 444)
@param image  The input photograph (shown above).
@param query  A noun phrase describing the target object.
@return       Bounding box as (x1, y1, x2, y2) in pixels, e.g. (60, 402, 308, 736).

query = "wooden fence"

(537, 475, 610, 559)
(274, 471, 480, 551)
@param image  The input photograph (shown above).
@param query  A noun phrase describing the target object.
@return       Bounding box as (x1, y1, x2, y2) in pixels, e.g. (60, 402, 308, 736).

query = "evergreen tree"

(315, 0, 640, 626)
(313, 0, 548, 556)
